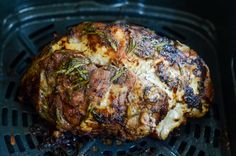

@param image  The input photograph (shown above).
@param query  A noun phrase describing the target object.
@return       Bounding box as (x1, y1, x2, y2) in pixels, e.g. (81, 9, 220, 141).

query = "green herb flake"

(56, 58, 90, 87)
(88, 105, 95, 113)
(177, 63, 183, 75)
(82, 26, 97, 34)
(156, 42, 168, 52)
(127, 37, 136, 54)
(82, 26, 118, 51)
(111, 67, 127, 82)
(56, 69, 67, 74)
(110, 42, 117, 51)
(56, 108, 68, 127)
(142, 36, 149, 41)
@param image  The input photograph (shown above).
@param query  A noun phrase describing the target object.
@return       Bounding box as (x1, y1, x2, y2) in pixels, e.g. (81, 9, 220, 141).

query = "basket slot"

(149, 146, 157, 154)
(117, 150, 126, 156)
(139, 140, 147, 146)
(185, 123, 191, 134)
(186, 145, 196, 156)
(16, 62, 27, 75)
(129, 145, 142, 153)
(102, 150, 113, 156)
(25, 134, 36, 149)
(168, 136, 177, 146)
(36, 135, 43, 145)
(15, 135, 26, 152)
(2, 108, 8, 126)
(10, 51, 26, 69)
(5, 82, 15, 99)
(198, 150, 205, 156)
(204, 126, 211, 143)
(12, 110, 18, 126)
(13, 86, 20, 102)
(178, 141, 187, 154)
(204, 111, 211, 119)
(22, 112, 29, 127)
(4, 135, 15, 153)
(194, 124, 201, 139)
(213, 129, 220, 148)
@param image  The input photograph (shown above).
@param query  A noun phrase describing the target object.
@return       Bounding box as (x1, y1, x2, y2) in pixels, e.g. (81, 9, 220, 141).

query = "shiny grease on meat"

(20, 22, 213, 140)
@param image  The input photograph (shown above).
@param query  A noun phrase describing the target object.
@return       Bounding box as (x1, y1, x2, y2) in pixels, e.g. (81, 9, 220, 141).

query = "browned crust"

(19, 22, 213, 140)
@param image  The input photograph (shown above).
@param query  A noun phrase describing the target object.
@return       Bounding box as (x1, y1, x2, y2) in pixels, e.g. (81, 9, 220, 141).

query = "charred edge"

(159, 44, 180, 65)
(157, 96, 169, 123)
(183, 86, 201, 108)
(80, 23, 118, 51)
(192, 57, 207, 96)
(155, 63, 179, 89)
(92, 110, 125, 126)
(156, 63, 169, 84)
(129, 27, 160, 59)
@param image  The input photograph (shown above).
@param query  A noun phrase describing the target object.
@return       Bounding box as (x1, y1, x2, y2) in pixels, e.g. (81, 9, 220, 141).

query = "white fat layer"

(68, 37, 110, 65)
(98, 85, 128, 109)
(124, 58, 172, 97)
(123, 57, 176, 110)
(155, 103, 186, 140)
(89, 45, 110, 65)
(99, 86, 111, 108)
(189, 76, 199, 95)
(68, 36, 88, 51)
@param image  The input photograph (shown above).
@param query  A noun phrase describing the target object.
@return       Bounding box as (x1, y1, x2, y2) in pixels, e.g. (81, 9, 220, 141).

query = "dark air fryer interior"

(0, 0, 235, 156)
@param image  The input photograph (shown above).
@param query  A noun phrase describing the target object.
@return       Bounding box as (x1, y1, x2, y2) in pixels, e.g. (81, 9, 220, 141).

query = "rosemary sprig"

(127, 37, 136, 54)
(56, 58, 90, 87)
(83, 26, 97, 34)
(177, 63, 183, 75)
(82, 26, 118, 51)
(56, 108, 68, 127)
(156, 42, 168, 52)
(107, 37, 118, 51)
(111, 66, 127, 82)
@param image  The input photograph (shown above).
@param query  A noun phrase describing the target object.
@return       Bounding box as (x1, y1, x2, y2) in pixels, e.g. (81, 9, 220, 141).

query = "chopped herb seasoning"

(82, 26, 118, 51)
(142, 36, 149, 42)
(111, 66, 127, 82)
(109, 39, 118, 51)
(156, 42, 168, 52)
(177, 63, 183, 75)
(56, 108, 69, 127)
(56, 58, 90, 87)
(83, 26, 97, 34)
(127, 37, 136, 54)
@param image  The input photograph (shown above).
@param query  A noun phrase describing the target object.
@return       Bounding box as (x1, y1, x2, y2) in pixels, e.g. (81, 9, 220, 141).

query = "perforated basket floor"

(0, 1, 231, 156)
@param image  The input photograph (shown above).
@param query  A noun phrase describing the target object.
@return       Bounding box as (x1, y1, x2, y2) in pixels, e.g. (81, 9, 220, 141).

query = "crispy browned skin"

(20, 22, 213, 140)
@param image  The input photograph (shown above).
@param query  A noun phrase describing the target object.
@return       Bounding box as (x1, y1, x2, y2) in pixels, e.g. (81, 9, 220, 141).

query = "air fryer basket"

(0, 1, 231, 156)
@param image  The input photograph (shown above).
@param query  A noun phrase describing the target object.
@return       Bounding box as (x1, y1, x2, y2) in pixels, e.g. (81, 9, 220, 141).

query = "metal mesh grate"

(0, 1, 230, 156)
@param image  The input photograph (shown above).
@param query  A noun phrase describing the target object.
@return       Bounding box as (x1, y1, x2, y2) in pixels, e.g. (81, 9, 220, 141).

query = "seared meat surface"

(20, 22, 213, 140)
